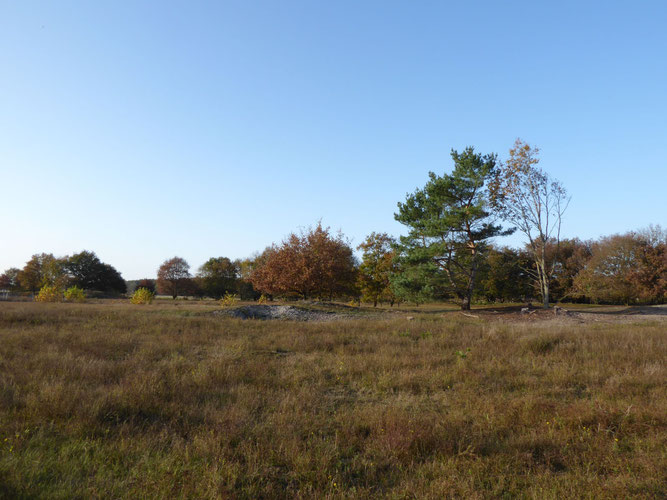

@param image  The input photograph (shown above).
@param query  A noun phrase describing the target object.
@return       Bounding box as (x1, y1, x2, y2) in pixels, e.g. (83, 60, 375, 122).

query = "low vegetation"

(64, 285, 86, 303)
(130, 287, 155, 305)
(0, 301, 664, 498)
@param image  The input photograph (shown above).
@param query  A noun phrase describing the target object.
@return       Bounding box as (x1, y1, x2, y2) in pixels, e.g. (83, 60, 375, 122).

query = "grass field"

(0, 300, 665, 498)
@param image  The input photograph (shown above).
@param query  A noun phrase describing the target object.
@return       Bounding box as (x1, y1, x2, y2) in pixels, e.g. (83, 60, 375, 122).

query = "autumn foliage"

(489, 139, 570, 308)
(572, 227, 666, 304)
(1, 140, 664, 307)
(131, 287, 155, 305)
(249, 223, 357, 300)
(157, 257, 191, 299)
(357, 232, 397, 307)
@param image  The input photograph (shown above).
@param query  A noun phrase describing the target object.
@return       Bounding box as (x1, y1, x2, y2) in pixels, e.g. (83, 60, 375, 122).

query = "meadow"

(0, 300, 665, 499)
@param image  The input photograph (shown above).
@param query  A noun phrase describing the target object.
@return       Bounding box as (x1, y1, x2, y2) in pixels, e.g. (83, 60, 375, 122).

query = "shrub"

(36, 285, 63, 302)
(131, 287, 155, 305)
(257, 294, 269, 304)
(64, 286, 86, 303)
(220, 292, 239, 308)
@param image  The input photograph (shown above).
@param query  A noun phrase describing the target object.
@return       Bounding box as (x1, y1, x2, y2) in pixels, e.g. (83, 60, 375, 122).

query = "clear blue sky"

(2, 1, 666, 279)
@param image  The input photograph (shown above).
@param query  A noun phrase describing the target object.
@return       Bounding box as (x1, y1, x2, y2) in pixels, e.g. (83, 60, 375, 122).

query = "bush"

(220, 292, 239, 308)
(257, 294, 269, 304)
(131, 287, 155, 305)
(64, 286, 86, 303)
(36, 285, 63, 302)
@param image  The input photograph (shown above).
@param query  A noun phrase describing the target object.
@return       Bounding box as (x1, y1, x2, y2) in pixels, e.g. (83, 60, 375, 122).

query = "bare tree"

(490, 139, 570, 308)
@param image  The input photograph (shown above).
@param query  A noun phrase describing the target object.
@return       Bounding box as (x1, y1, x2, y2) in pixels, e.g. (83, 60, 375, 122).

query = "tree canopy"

(157, 257, 191, 299)
(250, 223, 357, 300)
(63, 250, 126, 294)
(357, 232, 397, 307)
(395, 147, 511, 310)
(572, 227, 666, 304)
(490, 139, 570, 307)
(197, 257, 240, 299)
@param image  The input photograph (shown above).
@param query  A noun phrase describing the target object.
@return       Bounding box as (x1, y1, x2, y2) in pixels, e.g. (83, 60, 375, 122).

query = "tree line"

(0, 251, 126, 296)
(2, 139, 665, 307)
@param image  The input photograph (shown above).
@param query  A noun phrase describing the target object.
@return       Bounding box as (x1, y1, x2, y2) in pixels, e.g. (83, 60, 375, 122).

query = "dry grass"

(0, 301, 665, 498)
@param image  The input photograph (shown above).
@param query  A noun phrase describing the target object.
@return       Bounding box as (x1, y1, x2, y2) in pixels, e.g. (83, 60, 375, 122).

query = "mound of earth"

(214, 305, 348, 321)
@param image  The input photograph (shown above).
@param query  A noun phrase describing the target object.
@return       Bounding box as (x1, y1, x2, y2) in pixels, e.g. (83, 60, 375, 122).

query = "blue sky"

(2, 1, 666, 279)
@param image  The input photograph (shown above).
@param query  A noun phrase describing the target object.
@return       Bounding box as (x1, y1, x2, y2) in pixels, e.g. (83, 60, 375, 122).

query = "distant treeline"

(2, 140, 665, 307)
(2, 223, 664, 307)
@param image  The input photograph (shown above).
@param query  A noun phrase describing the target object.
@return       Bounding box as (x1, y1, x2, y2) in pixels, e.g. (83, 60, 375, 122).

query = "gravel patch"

(214, 305, 349, 321)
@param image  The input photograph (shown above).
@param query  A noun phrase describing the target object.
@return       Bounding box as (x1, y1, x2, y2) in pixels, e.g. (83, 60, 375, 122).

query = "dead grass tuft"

(0, 301, 664, 498)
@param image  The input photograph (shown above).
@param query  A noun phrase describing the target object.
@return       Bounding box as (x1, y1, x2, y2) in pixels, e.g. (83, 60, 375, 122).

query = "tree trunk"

(540, 243, 550, 308)
(461, 246, 477, 311)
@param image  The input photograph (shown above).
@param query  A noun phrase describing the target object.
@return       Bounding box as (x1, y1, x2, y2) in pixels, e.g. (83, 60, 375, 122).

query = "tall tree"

(395, 147, 511, 310)
(197, 257, 239, 298)
(157, 257, 191, 299)
(63, 250, 126, 293)
(18, 253, 66, 292)
(489, 139, 570, 308)
(357, 232, 397, 307)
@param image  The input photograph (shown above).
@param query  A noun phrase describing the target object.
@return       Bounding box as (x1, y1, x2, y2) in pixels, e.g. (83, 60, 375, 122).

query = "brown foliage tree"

(550, 238, 593, 302)
(628, 226, 667, 302)
(250, 223, 357, 300)
(157, 257, 191, 299)
(572, 227, 666, 304)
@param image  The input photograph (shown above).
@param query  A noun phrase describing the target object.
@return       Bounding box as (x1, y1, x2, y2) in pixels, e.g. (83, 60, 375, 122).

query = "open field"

(0, 301, 665, 498)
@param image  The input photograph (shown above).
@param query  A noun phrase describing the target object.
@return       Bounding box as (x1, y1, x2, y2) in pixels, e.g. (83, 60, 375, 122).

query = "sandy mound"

(214, 305, 347, 321)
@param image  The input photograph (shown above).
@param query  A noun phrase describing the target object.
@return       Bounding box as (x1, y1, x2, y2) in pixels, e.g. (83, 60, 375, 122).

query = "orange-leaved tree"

(572, 226, 666, 304)
(157, 257, 191, 299)
(250, 223, 357, 300)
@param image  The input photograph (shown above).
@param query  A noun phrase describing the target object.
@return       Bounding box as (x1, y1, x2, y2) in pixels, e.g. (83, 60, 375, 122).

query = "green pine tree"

(394, 147, 512, 310)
